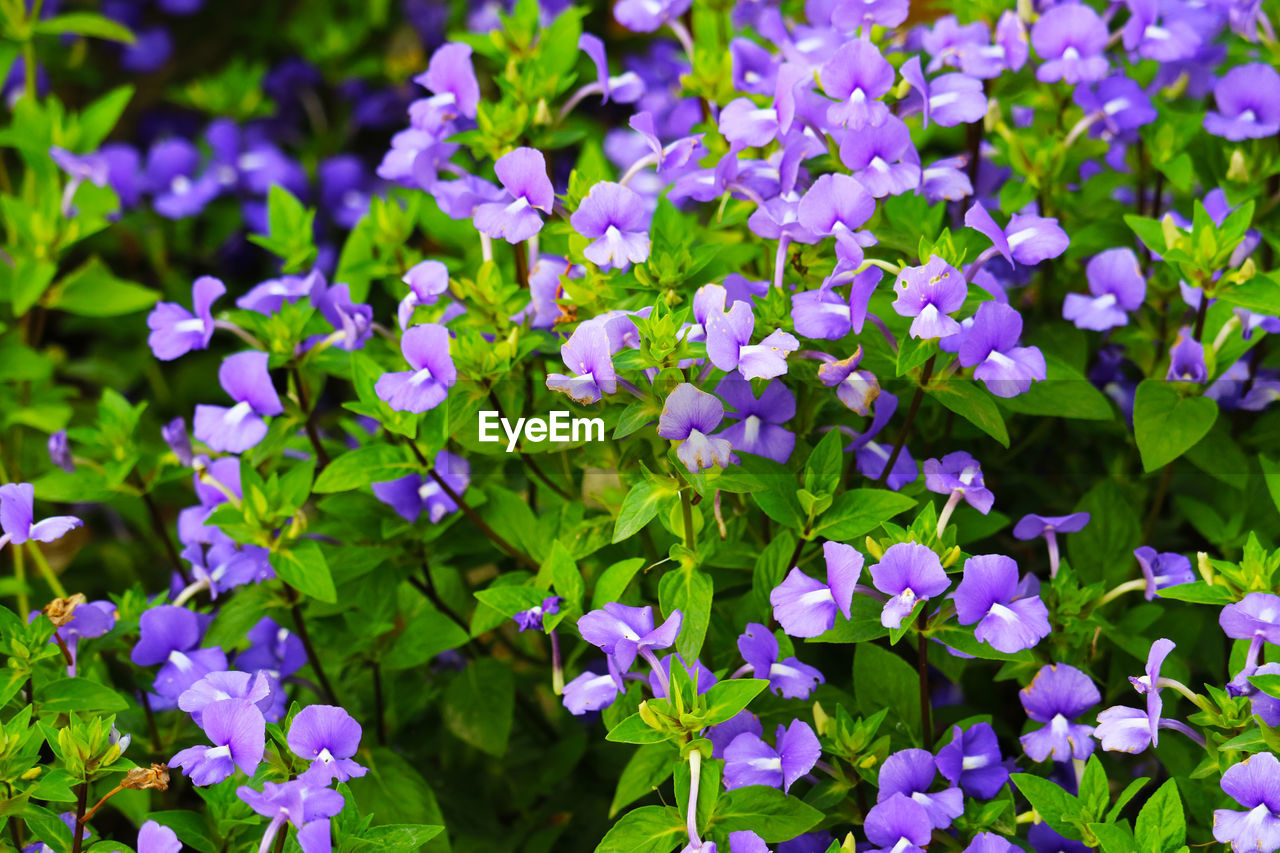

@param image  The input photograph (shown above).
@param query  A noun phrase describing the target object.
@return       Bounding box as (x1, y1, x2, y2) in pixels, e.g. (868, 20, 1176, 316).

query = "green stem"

(679, 488, 696, 551)
(26, 543, 66, 598)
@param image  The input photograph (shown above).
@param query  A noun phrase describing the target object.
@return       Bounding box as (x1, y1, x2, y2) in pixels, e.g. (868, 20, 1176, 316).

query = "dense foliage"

(2, 0, 1280, 851)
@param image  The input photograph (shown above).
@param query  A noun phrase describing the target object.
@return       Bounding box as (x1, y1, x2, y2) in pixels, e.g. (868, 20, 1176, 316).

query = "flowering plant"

(2, 0, 1280, 851)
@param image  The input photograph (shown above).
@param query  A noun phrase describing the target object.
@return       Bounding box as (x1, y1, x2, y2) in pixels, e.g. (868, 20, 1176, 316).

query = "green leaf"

(928, 624, 1035, 662)
(610, 744, 676, 817)
(1135, 779, 1185, 853)
(1089, 822, 1138, 853)
(442, 658, 513, 757)
(803, 429, 844, 497)
(1260, 454, 1280, 518)
(1078, 755, 1108, 819)
(853, 643, 920, 740)
(350, 748, 449, 852)
(709, 785, 824, 842)
(35, 678, 128, 714)
(1011, 773, 1086, 841)
(35, 12, 135, 42)
(813, 489, 916, 539)
(812, 596, 889, 643)
(346, 825, 444, 852)
(1155, 582, 1234, 605)
(1133, 380, 1218, 473)
(385, 609, 470, 670)
(593, 558, 646, 609)
(272, 540, 338, 603)
(1248, 673, 1280, 699)
(47, 258, 157, 317)
(700, 679, 768, 727)
(659, 567, 712, 661)
(594, 806, 686, 853)
(1220, 274, 1280, 316)
(1105, 777, 1150, 822)
(753, 483, 805, 528)
(607, 713, 671, 745)
(473, 586, 546, 619)
(313, 444, 415, 493)
(1068, 479, 1141, 586)
(997, 353, 1114, 420)
(614, 479, 676, 543)
(926, 380, 1010, 447)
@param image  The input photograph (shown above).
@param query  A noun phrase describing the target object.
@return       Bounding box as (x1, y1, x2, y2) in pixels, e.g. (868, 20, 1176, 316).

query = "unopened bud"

(637, 700, 661, 731)
(864, 537, 884, 560)
(1227, 149, 1250, 182)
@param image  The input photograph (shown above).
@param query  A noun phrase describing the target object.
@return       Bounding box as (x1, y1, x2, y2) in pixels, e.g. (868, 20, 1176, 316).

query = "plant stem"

(290, 601, 339, 706)
(514, 241, 530, 289)
(26, 543, 66, 598)
(1191, 292, 1210, 343)
(71, 782, 88, 853)
(405, 439, 538, 569)
(133, 476, 190, 584)
(486, 391, 572, 499)
(679, 488, 696, 551)
(292, 366, 330, 471)
(13, 543, 28, 619)
(917, 617, 933, 751)
(877, 355, 935, 488)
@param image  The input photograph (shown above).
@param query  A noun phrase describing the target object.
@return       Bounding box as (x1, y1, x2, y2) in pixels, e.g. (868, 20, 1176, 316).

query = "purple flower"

(737, 623, 823, 699)
(924, 451, 993, 514)
(657, 384, 736, 473)
(288, 704, 368, 784)
(170, 698, 265, 786)
(308, 273, 373, 352)
(891, 256, 966, 340)
(1073, 76, 1157, 138)
(796, 174, 876, 266)
(964, 202, 1070, 267)
(562, 659, 625, 715)
(770, 541, 864, 638)
(1029, 822, 1091, 853)
(1213, 752, 1280, 852)
(132, 605, 203, 666)
(953, 554, 1050, 654)
(718, 97, 780, 150)
(1031, 5, 1109, 84)
(863, 793, 932, 853)
(1132, 637, 1176, 739)
(877, 748, 963, 829)
(819, 39, 894, 129)
(47, 430, 73, 474)
(237, 779, 345, 853)
(147, 276, 225, 361)
(164, 418, 194, 467)
(706, 303, 800, 381)
(1018, 664, 1099, 762)
(375, 324, 456, 413)
(839, 116, 920, 198)
(1204, 63, 1280, 141)
(193, 352, 284, 454)
(956, 303, 1047, 398)
(398, 260, 451, 330)
(182, 539, 271, 599)
(577, 603, 682, 672)
(900, 58, 988, 129)
(52, 599, 115, 677)
(546, 320, 618, 405)
(816, 349, 882, 416)
(571, 181, 651, 270)
(414, 42, 480, 122)
(1167, 327, 1207, 383)
(146, 138, 221, 220)
(473, 147, 554, 243)
(514, 596, 562, 632)
(870, 542, 950, 630)
(715, 377, 796, 464)
(935, 723, 1009, 799)
(1250, 662, 1280, 726)
(371, 450, 470, 524)
(1014, 513, 1090, 577)
(963, 833, 1017, 853)
(236, 617, 307, 679)
(178, 670, 273, 726)
(1063, 249, 1146, 331)
(578, 34, 644, 105)
(237, 273, 313, 316)
(613, 0, 691, 32)
(0, 482, 82, 549)
(138, 821, 181, 853)
(723, 720, 820, 792)
(709, 711, 762, 759)
(1133, 546, 1194, 600)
